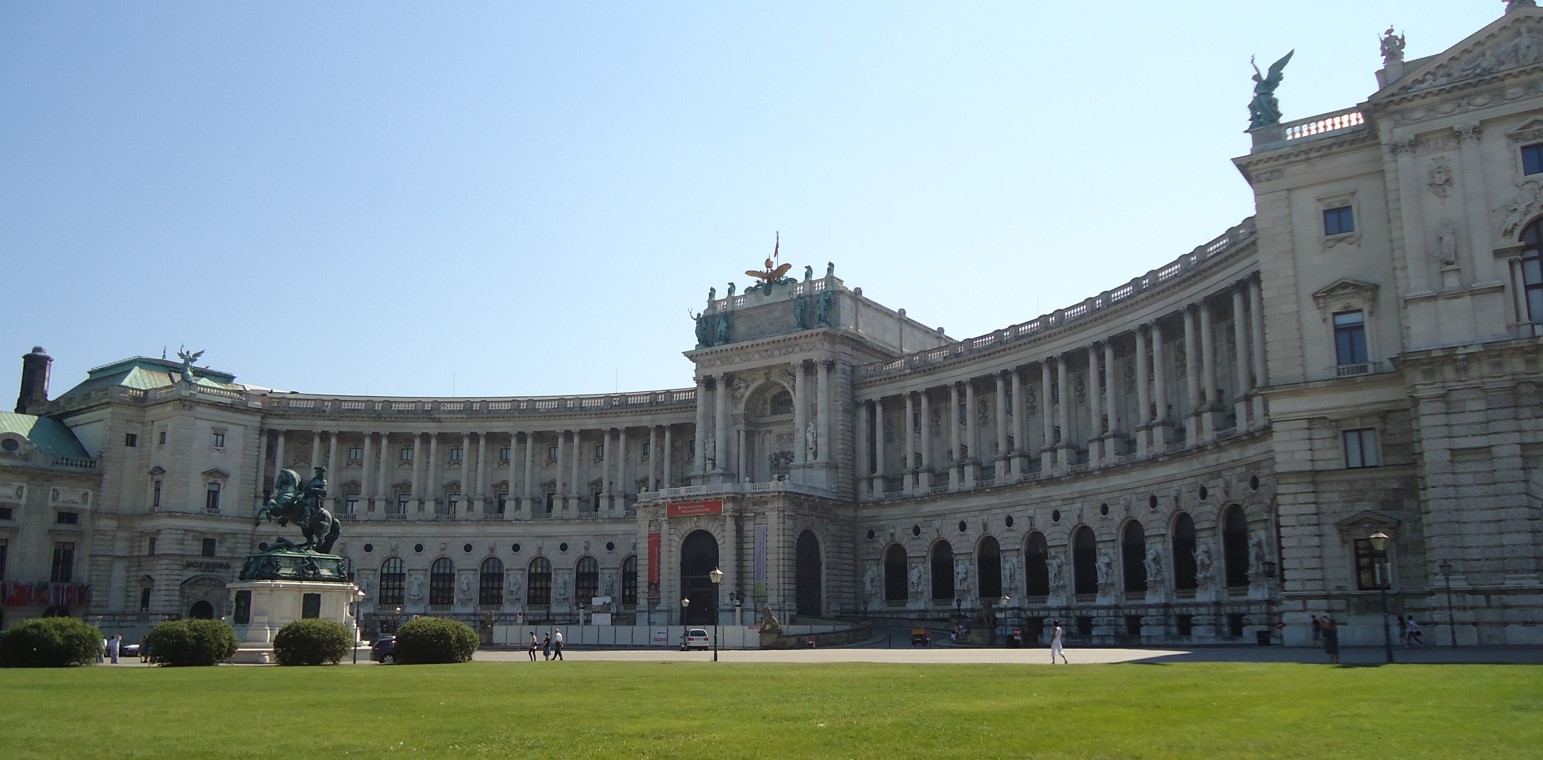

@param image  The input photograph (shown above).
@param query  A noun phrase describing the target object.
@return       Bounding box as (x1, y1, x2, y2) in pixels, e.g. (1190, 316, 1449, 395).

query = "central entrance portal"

(680, 530, 720, 625)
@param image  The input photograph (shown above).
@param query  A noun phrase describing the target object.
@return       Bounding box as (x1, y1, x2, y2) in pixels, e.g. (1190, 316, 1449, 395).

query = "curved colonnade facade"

(4, 8, 1541, 645)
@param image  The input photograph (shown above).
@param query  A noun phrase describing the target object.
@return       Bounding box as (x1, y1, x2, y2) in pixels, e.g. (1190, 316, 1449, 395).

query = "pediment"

(201, 467, 230, 479)
(1311, 278, 1380, 311)
(1383, 9, 1543, 99)
(1335, 510, 1402, 532)
(1506, 116, 1543, 143)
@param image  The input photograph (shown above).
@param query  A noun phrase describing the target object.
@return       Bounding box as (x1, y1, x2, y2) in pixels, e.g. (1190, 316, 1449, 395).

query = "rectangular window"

(547, 446, 559, 461)
(153, 480, 163, 508)
(148, 537, 157, 555)
(50, 542, 75, 583)
(1344, 428, 1380, 469)
(158, 430, 167, 446)
(343, 495, 359, 514)
(211, 431, 225, 448)
(1323, 206, 1355, 236)
(1353, 538, 1383, 590)
(450, 447, 463, 462)
(55, 511, 80, 525)
(544, 493, 555, 514)
(1524, 248, 1542, 323)
(447, 494, 460, 513)
(400, 447, 413, 462)
(0, 506, 12, 520)
(396, 494, 411, 514)
(499, 446, 511, 462)
(348, 447, 363, 462)
(125, 433, 138, 447)
(496, 494, 508, 514)
(641, 442, 651, 458)
(201, 538, 217, 557)
(1333, 311, 1369, 367)
(205, 482, 222, 512)
(1523, 143, 1543, 175)
(594, 444, 604, 460)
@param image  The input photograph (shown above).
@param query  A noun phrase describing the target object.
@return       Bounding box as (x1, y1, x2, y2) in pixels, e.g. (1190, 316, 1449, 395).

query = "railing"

(52, 456, 99, 469)
(1283, 109, 1365, 142)
(1336, 363, 1371, 377)
(264, 388, 698, 416)
(861, 218, 1258, 378)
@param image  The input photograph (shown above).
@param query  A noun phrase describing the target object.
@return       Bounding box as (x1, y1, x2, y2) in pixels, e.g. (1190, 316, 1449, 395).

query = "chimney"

(15, 346, 52, 414)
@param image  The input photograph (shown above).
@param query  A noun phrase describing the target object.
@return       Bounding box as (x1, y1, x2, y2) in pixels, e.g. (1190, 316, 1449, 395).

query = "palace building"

(4, 5, 1542, 646)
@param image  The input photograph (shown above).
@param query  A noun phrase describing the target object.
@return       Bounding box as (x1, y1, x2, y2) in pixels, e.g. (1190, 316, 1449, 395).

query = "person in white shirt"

(1405, 616, 1423, 647)
(1049, 620, 1068, 664)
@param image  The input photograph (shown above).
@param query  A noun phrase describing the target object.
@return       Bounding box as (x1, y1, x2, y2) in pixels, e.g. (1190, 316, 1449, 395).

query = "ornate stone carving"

(1427, 156, 1453, 197)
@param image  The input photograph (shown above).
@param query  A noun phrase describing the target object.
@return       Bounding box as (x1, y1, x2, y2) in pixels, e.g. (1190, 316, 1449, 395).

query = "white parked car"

(681, 628, 711, 650)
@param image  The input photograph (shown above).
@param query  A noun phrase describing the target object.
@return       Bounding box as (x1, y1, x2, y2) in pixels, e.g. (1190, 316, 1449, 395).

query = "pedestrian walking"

(1049, 620, 1068, 664)
(528, 631, 539, 662)
(1321, 615, 1340, 664)
(1406, 616, 1423, 646)
(552, 628, 564, 660)
(108, 634, 121, 664)
(541, 632, 551, 660)
(1310, 615, 1322, 648)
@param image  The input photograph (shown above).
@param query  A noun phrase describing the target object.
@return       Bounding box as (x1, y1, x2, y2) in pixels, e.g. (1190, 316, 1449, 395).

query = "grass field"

(0, 661, 1538, 759)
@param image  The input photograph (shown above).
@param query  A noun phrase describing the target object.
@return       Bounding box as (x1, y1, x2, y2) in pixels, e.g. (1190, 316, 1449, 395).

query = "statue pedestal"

(228, 548, 360, 663)
(228, 580, 361, 663)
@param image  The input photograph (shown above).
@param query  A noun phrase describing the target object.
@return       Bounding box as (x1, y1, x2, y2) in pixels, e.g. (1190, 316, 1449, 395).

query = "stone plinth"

(227, 579, 361, 663)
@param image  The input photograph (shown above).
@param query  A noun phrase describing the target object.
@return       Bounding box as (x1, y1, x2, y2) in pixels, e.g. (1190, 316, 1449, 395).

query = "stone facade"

(4, 7, 1541, 646)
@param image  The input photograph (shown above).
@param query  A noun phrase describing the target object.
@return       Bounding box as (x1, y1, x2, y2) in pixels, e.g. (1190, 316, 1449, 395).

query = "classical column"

(1135, 326, 1151, 458)
(325, 434, 338, 498)
(856, 398, 870, 499)
(663, 425, 674, 488)
(694, 377, 709, 477)
(601, 428, 613, 512)
(1055, 355, 1071, 474)
(816, 361, 831, 464)
(1232, 284, 1251, 429)
(477, 432, 490, 511)
(1104, 340, 1118, 458)
(460, 432, 473, 510)
(360, 431, 374, 509)
(994, 372, 1008, 480)
(274, 430, 286, 478)
(1040, 361, 1054, 473)
(1457, 124, 1497, 283)
(1152, 319, 1172, 447)
(1248, 277, 1268, 425)
(427, 433, 441, 511)
(1199, 299, 1219, 443)
(903, 391, 916, 494)
(569, 429, 581, 513)
(964, 380, 978, 488)
(1010, 370, 1025, 480)
(505, 431, 519, 520)
(254, 430, 268, 510)
(919, 390, 933, 490)
(871, 398, 886, 497)
(1183, 306, 1200, 448)
(376, 433, 390, 511)
(1087, 343, 1102, 469)
(310, 431, 323, 474)
(522, 431, 535, 516)
(553, 430, 566, 513)
(792, 363, 807, 467)
(648, 425, 659, 492)
(948, 382, 961, 490)
(715, 374, 731, 476)
(410, 434, 423, 511)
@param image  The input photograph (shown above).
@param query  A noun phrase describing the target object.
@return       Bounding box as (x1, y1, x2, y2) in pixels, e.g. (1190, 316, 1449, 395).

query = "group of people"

(1311, 613, 1424, 664)
(527, 629, 565, 661)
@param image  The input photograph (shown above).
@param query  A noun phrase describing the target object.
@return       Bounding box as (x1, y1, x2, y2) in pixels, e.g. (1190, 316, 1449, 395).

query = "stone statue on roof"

(1248, 50, 1294, 129)
(1380, 26, 1406, 65)
(176, 345, 203, 384)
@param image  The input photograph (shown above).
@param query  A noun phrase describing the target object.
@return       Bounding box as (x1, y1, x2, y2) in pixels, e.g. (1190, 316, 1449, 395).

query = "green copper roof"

(0, 412, 90, 459)
(54, 356, 242, 402)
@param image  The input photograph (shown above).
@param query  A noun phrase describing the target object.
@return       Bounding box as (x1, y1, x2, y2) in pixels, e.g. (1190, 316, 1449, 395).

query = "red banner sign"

(647, 530, 661, 598)
(667, 499, 723, 517)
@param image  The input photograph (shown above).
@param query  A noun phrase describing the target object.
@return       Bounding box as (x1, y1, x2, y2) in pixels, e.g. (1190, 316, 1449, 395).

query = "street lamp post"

(680, 598, 689, 651)
(352, 588, 367, 664)
(1439, 560, 1457, 649)
(709, 567, 724, 662)
(1369, 531, 1395, 664)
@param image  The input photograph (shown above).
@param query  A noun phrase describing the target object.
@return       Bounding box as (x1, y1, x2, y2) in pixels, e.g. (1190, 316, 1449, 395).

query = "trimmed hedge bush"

(273, 619, 353, 666)
(0, 617, 103, 668)
(394, 617, 479, 664)
(144, 619, 238, 666)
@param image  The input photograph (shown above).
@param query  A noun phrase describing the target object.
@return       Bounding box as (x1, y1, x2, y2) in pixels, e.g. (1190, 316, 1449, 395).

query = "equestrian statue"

(255, 465, 341, 554)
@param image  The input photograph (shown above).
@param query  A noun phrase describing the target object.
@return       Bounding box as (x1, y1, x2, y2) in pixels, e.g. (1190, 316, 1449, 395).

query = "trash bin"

(1255, 630, 1271, 646)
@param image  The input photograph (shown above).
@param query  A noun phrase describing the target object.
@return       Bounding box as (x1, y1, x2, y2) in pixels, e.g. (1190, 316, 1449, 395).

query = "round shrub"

(273, 619, 353, 666)
(394, 617, 479, 664)
(144, 619, 237, 666)
(0, 617, 103, 668)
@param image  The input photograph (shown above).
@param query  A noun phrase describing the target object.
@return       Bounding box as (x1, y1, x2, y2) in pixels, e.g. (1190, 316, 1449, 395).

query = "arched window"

(479, 557, 504, 607)
(576, 556, 600, 603)
(1520, 220, 1543, 322)
(621, 555, 638, 606)
(930, 541, 955, 599)
(1024, 532, 1049, 597)
(1121, 521, 1147, 593)
(977, 536, 1002, 599)
(1172, 513, 1197, 590)
(429, 558, 455, 607)
(379, 558, 405, 606)
(884, 544, 909, 601)
(1072, 527, 1098, 595)
(1222, 505, 1249, 588)
(527, 557, 552, 606)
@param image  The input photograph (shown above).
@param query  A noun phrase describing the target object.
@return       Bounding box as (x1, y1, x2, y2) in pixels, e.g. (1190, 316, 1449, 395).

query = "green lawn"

(0, 661, 1537, 759)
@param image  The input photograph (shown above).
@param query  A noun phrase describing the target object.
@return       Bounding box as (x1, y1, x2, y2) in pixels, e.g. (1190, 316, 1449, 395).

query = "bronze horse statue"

(255, 466, 341, 554)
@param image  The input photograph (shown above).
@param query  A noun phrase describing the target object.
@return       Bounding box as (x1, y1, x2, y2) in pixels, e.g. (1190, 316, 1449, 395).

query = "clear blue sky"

(1, 2, 1499, 399)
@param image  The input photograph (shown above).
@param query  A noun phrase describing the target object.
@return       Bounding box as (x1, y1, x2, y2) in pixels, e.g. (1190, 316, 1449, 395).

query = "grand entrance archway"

(795, 530, 821, 617)
(679, 530, 720, 625)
